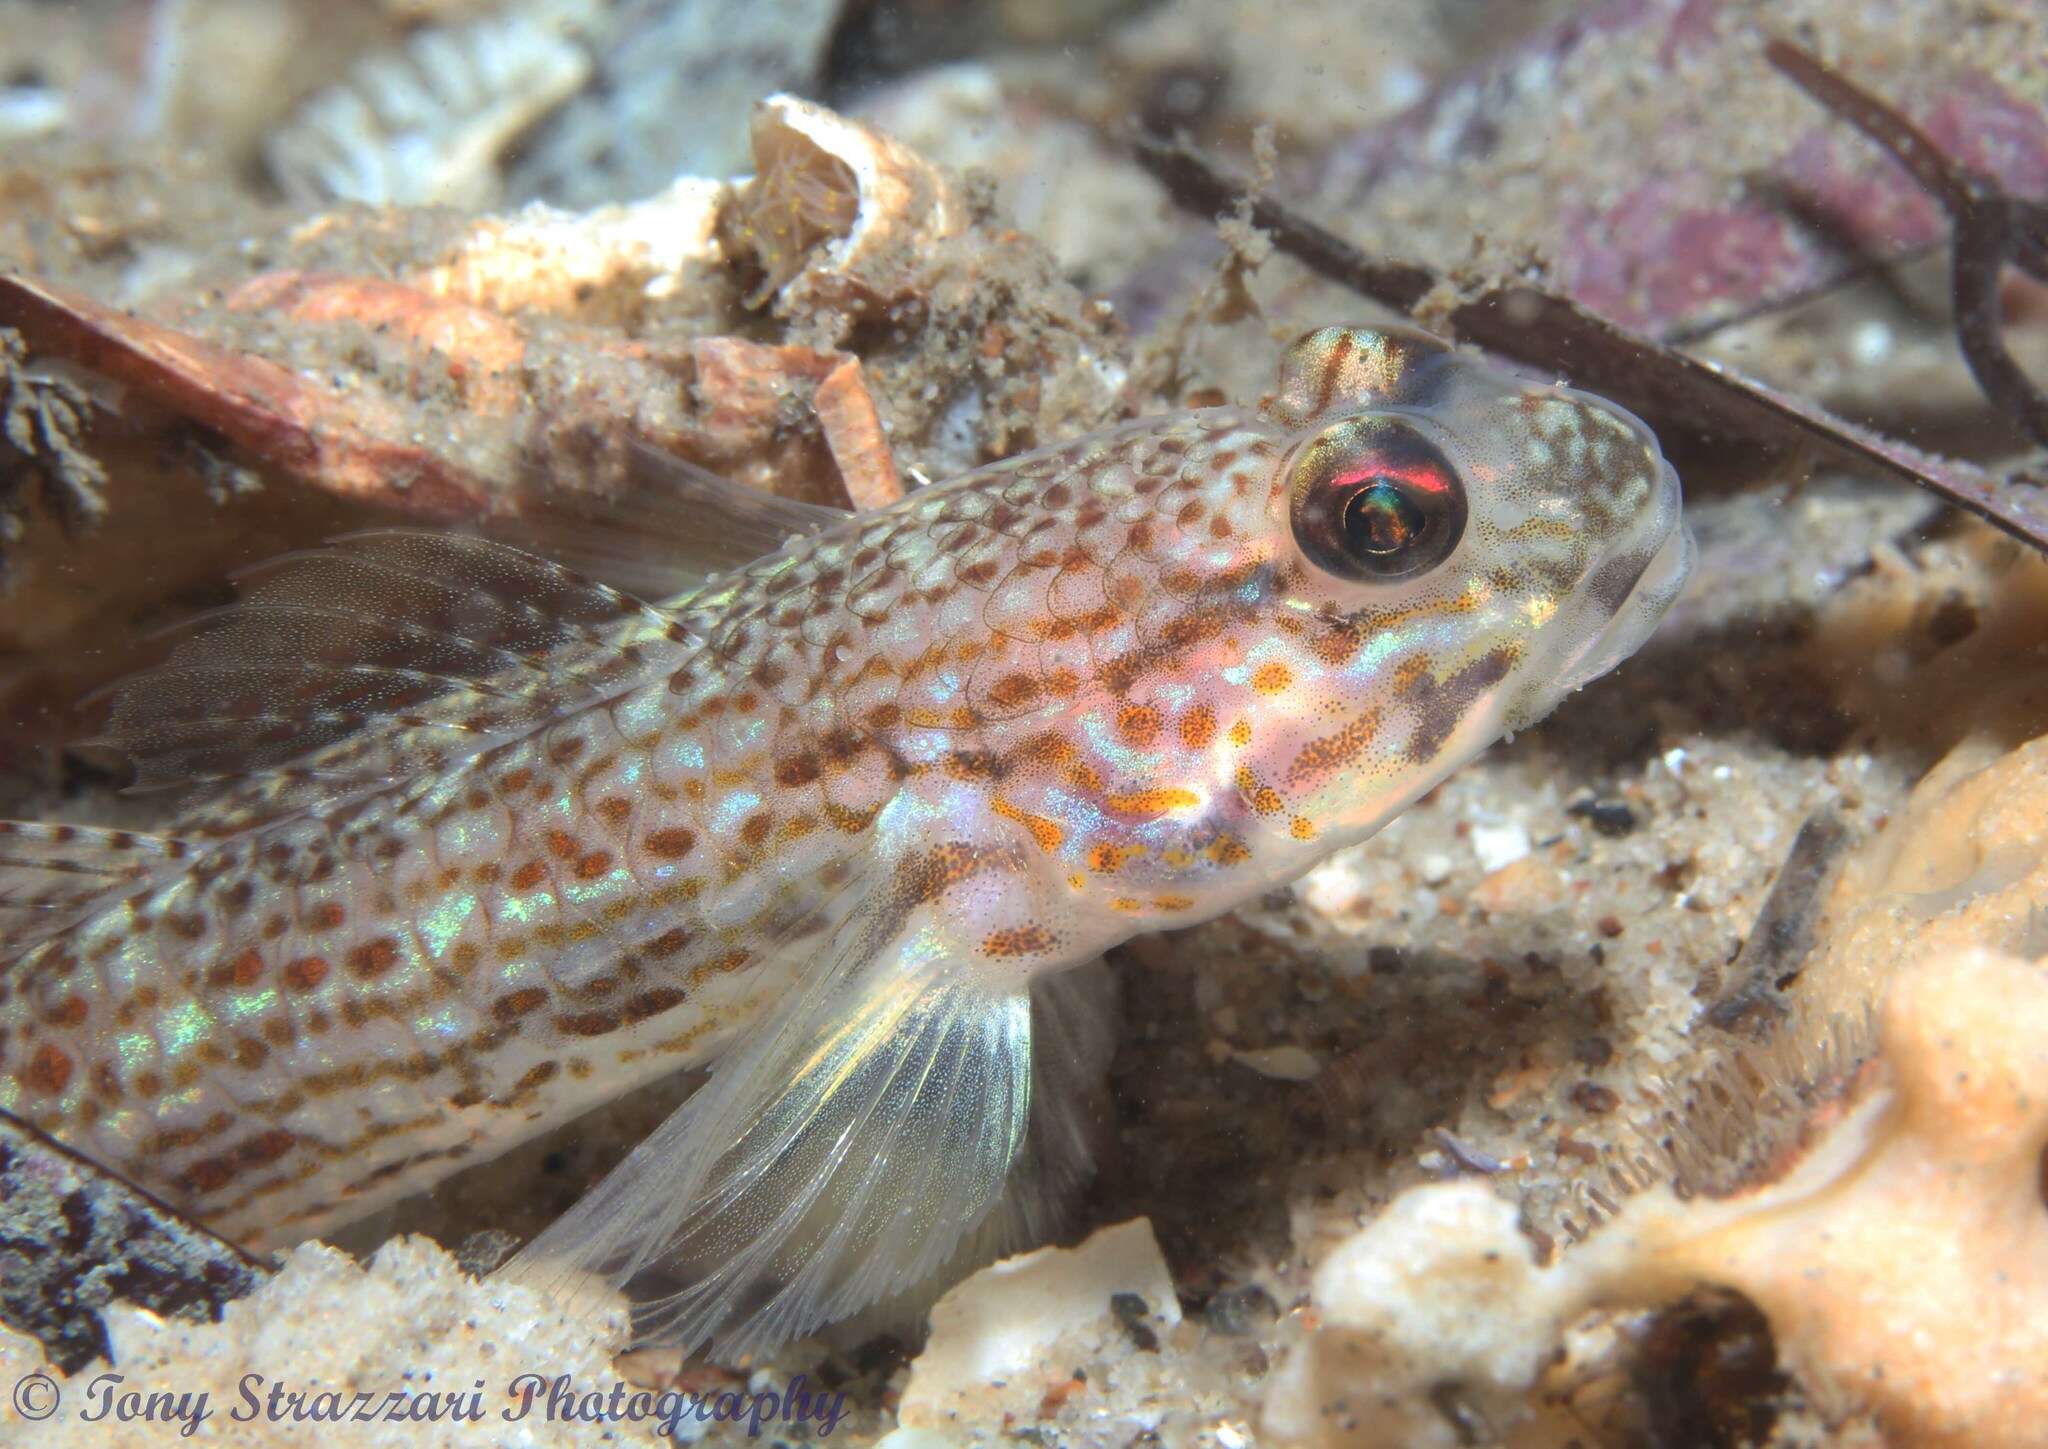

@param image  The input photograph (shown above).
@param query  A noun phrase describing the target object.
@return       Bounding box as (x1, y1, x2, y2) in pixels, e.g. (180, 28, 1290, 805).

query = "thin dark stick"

(1130, 131, 1436, 313)
(1765, 36, 2048, 446)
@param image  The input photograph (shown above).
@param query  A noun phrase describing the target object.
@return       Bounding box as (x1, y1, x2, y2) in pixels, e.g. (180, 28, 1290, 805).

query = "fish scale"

(0, 325, 1692, 1357)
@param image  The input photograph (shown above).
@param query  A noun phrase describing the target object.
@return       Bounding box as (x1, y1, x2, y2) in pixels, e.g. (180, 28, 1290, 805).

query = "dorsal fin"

(0, 822, 198, 963)
(491, 441, 850, 604)
(85, 530, 702, 832)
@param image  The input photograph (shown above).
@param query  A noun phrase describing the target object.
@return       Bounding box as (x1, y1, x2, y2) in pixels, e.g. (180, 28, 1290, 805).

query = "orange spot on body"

(993, 797, 1066, 853)
(1117, 705, 1163, 746)
(284, 956, 330, 992)
(23, 1043, 73, 1095)
(510, 860, 548, 891)
(1208, 835, 1253, 865)
(1065, 759, 1106, 793)
(180, 1157, 235, 1194)
(645, 926, 692, 958)
(1103, 787, 1200, 818)
(1235, 765, 1285, 816)
(515, 1061, 560, 1091)
(697, 949, 752, 978)
(824, 802, 878, 834)
(775, 753, 822, 788)
(1288, 708, 1383, 786)
(492, 988, 549, 1021)
(1229, 719, 1253, 748)
(208, 949, 265, 990)
(1253, 662, 1294, 695)
(981, 924, 1059, 958)
(623, 987, 687, 1024)
(1087, 842, 1145, 873)
(237, 1128, 296, 1167)
(644, 827, 697, 858)
(1392, 654, 1432, 693)
(1180, 706, 1217, 749)
(348, 937, 401, 980)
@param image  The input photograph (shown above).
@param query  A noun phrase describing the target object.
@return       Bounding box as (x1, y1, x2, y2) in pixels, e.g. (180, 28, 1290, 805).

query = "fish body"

(0, 326, 1690, 1355)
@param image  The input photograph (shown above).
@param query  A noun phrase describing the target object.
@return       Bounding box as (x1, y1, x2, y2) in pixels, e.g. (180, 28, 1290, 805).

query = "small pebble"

(1230, 1044, 1322, 1082)
(1568, 797, 1639, 837)
(1109, 1292, 1160, 1352)
(1470, 818, 1532, 871)
(1570, 1081, 1620, 1114)
(1204, 1284, 1280, 1336)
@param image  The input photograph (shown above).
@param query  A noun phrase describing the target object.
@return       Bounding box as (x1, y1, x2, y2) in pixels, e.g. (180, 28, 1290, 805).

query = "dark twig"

(1130, 132, 1436, 314)
(1130, 129, 2048, 558)
(1703, 811, 1850, 1039)
(1765, 37, 2048, 446)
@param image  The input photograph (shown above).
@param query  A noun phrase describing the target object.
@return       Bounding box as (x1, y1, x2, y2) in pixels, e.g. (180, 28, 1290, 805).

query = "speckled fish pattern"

(0, 326, 1691, 1355)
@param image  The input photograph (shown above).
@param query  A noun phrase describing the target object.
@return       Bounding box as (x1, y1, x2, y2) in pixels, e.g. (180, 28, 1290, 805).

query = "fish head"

(1230, 324, 1693, 842)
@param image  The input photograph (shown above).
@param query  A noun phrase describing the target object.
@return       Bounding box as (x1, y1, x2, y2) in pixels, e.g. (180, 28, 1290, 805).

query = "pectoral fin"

(504, 943, 1036, 1360)
(821, 958, 1122, 1347)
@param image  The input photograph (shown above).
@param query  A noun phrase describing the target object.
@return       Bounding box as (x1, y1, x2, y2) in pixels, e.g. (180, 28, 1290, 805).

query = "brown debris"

(1703, 811, 1852, 1039)
(0, 325, 108, 543)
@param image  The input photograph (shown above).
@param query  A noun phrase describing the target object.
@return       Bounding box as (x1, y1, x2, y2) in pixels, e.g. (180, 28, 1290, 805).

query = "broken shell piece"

(898, 1218, 1181, 1432)
(1263, 1180, 1586, 1449)
(813, 357, 903, 508)
(266, 3, 596, 209)
(731, 95, 967, 332)
(412, 178, 731, 321)
(0, 274, 490, 521)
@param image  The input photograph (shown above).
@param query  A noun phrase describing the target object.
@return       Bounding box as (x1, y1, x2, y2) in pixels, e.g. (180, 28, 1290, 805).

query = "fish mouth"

(1554, 471, 1695, 696)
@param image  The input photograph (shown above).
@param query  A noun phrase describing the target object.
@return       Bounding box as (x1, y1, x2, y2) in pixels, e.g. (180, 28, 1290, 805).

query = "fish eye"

(1288, 419, 1466, 582)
